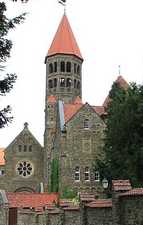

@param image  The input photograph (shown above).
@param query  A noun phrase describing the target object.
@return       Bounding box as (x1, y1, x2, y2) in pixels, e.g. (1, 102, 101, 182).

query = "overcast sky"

(0, 0, 143, 147)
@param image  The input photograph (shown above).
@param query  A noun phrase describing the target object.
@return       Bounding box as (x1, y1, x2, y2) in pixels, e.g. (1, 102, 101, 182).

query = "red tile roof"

(64, 100, 106, 123)
(112, 180, 132, 191)
(119, 188, 143, 197)
(6, 193, 58, 208)
(93, 106, 107, 116)
(47, 95, 57, 103)
(103, 76, 129, 107)
(64, 102, 83, 123)
(73, 96, 82, 104)
(85, 199, 112, 208)
(0, 148, 5, 166)
(47, 14, 83, 60)
(79, 193, 96, 202)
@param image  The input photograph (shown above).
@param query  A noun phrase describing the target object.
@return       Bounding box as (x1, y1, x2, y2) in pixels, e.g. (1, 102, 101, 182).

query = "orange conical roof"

(47, 14, 83, 60)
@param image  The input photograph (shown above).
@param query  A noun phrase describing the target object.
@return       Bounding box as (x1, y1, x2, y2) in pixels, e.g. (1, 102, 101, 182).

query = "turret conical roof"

(47, 14, 83, 60)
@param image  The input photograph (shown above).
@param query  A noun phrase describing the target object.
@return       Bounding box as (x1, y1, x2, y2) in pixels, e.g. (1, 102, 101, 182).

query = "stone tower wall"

(45, 54, 83, 103)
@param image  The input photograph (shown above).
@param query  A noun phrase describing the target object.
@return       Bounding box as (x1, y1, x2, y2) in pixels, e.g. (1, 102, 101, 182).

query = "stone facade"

(0, 123, 44, 192)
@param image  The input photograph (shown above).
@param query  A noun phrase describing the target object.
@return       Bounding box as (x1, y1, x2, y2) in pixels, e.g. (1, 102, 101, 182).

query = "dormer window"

(84, 119, 89, 129)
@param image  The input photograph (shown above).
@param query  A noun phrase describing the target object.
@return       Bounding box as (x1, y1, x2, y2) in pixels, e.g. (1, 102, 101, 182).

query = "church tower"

(45, 13, 83, 104)
(44, 13, 83, 190)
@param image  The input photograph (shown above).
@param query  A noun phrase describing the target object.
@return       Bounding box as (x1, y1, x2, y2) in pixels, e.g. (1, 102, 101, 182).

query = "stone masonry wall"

(85, 207, 113, 225)
(120, 196, 143, 225)
(59, 103, 105, 193)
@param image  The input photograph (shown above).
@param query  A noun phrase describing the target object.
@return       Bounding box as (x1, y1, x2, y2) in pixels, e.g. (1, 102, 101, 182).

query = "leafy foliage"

(0, 2, 25, 128)
(61, 186, 77, 199)
(50, 158, 59, 193)
(96, 82, 143, 186)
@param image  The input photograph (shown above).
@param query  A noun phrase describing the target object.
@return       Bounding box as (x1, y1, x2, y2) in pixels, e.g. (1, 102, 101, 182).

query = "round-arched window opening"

(66, 62, 71, 72)
(49, 63, 53, 74)
(61, 61, 65, 72)
(77, 65, 80, 75)
(77, 81, 80, 89)
(66, 78, 72, 87)
(16, 161, 33, 178)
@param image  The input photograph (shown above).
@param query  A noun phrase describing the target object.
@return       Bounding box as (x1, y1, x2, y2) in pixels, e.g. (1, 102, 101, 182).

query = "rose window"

(17, 161, 33, 177)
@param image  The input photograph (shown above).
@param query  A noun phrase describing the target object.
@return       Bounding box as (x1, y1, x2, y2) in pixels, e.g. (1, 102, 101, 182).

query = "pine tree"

(96, 82, 143, 186)
(0, 2, 25, 128)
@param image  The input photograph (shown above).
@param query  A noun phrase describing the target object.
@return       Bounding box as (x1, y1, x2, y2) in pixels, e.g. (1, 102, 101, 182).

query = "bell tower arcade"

(44, 14, 83, 104)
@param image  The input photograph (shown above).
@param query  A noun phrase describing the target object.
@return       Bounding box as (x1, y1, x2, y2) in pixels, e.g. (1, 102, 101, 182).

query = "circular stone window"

(16, 161, 33, 178)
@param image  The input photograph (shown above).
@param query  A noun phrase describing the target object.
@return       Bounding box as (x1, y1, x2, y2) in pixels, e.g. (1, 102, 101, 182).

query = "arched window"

(54, 62, 57, 72)
(60, 78, 65, 87)
(18, 145, 22, 152)
(54, 78, 57, 87)
(48, 80, 53, 88)
(85, 167, 90, 181)
(61, 61, 65, 72)
(74, 79, 77, 88)
(77, 65, 80, 75)
(29, 145, 32, 152)
(95, 171, 100, 181)
(77, 81, 80, 89)
(74, 166, 80, 181)
(74, 63, 77, 73)
(66, 78, 72, 87)
(84, 119, 89, 129)
(49, 63, 53, 74)
(66, 62, 71, 72)
(24, 145, 27, 152)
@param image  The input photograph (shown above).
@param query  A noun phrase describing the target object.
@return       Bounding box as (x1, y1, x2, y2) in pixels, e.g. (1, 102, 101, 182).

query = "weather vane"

(58, 0, 67, 13)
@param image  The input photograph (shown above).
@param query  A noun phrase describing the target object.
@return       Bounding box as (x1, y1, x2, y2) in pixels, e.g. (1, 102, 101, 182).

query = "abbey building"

(0, 13, 127, 194)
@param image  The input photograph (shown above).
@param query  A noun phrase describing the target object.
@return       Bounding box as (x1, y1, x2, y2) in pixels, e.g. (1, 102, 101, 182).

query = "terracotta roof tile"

(6, 193, 58, 208)
(92, 106, 107, 116)
(0, 148, 5, 166)
(119, 188, 143, 197)
(112, 180, 132, 191)
(47, 95, 57, 103)
(64, 102, 83, 123)
(79, 193, 96, 202)
(85, 199, 112, 208)
(73, 96, 82, 104)
(47, 14, 83, 60)
(116, 76, 129, 89)
(103, 75, 129, 107)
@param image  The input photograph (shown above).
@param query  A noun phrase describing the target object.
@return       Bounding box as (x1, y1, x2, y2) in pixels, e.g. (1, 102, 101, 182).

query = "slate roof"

(0, 148, 5, 166)
(47, 14, 83, 60)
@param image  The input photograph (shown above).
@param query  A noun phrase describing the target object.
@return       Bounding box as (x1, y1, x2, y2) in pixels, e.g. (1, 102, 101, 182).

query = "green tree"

(50, 158, 59, 192)
(97, 82, 143, 186)
(0, 2, 25, 128)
